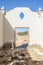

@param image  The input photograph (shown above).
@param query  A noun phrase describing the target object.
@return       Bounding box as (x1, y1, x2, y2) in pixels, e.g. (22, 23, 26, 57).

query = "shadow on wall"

(3, 16, 16, 49)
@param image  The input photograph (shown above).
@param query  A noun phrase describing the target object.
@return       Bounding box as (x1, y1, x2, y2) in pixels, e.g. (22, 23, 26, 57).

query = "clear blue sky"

(0, 0, 43, 12)
(16, 28, 29, 32)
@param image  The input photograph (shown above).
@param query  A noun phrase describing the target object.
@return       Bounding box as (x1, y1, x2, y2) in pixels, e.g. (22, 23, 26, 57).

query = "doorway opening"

(15, 27, 29, 49)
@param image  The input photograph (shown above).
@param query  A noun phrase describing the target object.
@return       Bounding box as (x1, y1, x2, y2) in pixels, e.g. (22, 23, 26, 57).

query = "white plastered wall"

(5, 7, 43, 47)
(4, 16, 14, 43)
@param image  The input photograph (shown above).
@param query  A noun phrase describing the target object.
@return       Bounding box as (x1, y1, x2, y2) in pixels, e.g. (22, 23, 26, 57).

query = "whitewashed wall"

(5, 7, 43, 47)
(4, 17, 14, 43)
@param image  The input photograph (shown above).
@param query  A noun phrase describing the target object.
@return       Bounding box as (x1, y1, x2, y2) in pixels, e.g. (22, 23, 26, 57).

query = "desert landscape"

(16, 34, 29, 47)
(15, 28, 29, 48)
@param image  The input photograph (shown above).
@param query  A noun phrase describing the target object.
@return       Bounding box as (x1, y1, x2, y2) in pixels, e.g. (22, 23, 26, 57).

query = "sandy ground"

(16, 34, 29, 47)
(27, 44, 43, 61)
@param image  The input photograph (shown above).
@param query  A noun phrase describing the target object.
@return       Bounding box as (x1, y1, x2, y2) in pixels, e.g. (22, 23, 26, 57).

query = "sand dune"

(16, 34, 29, 47)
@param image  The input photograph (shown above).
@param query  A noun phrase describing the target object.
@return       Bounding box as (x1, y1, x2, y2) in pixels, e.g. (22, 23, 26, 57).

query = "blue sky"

(16, 28, 29, 32)
(0, 0, 43, 12)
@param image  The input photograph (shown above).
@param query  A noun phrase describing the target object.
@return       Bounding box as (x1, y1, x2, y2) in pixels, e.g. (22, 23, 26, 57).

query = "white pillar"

(1, 6, 6, 14)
